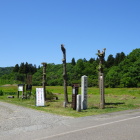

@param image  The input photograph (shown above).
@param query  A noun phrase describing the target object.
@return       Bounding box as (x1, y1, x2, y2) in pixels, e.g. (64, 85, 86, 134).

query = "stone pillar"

(76, 94, 81, 112)
(81, 75, 88, 110)
(41, 62, 47, 101)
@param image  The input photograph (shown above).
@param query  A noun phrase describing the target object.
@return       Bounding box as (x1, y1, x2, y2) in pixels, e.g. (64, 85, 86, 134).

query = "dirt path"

(0, 101, 72, 136)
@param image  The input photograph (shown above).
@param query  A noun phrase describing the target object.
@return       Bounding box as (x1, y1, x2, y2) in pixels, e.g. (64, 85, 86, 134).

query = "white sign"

(36, 88, 45, 106)
(18, 86, 23, 91)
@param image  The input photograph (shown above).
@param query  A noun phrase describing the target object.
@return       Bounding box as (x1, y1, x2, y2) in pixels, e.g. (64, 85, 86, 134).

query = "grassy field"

(0, 85, 140, 117)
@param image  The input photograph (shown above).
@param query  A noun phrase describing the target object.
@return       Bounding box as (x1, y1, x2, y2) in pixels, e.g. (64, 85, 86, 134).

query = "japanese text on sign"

(36, 88, 45, 106)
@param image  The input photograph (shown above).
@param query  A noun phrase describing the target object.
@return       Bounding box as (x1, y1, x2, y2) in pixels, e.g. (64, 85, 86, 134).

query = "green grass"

(0, 85, 140, 117)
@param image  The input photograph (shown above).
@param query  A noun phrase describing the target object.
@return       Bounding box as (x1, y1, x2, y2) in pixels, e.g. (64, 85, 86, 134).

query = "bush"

(4, 92, 16, 95)
(0, 90, 4, 96)
(46, 90, 58, 101)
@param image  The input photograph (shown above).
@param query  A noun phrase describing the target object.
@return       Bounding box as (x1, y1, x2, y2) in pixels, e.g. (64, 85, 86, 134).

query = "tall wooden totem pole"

(97, 48, 106, 109)
(41, 62, 47, 101)
(61, 44, 69, 107)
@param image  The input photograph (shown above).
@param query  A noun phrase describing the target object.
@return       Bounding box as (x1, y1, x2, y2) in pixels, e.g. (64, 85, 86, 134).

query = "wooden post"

(26, 75, 32, 85)
(41, 62, 47, 101)
(17, 91, 19, 98)
(26, 75, 32, 98)
(61, 44, 69, 106)
(99, 72, 105, 109)
(22, 86, 24, 98)
(97, 48, 106, 109)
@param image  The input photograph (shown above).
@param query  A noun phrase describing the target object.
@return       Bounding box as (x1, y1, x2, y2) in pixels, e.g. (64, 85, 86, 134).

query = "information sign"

(36, 88, 45, 106)
(18, 86, 23, 91)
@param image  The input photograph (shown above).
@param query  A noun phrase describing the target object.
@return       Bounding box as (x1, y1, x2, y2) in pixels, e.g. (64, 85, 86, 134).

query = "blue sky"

(0, 0, 140, 67)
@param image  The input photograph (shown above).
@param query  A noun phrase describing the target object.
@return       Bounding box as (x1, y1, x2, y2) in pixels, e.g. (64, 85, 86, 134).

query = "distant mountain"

(0, 67, 14, 77)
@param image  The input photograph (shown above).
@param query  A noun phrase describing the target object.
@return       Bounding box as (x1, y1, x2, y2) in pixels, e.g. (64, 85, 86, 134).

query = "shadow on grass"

(105, 102, 125, 105)
(88, 106, 100, 109)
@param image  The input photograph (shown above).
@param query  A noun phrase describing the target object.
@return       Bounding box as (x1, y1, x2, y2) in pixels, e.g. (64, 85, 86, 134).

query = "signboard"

(26, 84, 32, 91)
(36, 88, 45, 106)
(18, 84, 25, 91)
(18, 86, 23, 91)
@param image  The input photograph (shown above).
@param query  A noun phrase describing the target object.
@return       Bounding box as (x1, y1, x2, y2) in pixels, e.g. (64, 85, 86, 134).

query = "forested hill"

(106, 48, 140, 87)
(0, 48, 140, 88)
(0, 67, 14, 77)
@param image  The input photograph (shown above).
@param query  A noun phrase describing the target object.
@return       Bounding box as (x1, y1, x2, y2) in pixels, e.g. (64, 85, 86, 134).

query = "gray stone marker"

(76, 94, 81, 112)
(81, 75, 88, 110)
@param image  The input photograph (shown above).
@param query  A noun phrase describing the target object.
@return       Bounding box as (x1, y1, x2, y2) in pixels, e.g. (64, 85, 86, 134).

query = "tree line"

(0, 48, 139, 87)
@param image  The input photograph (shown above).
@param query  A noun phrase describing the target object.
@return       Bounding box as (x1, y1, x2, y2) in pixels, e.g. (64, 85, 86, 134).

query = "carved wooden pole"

(97, 48, 106, 109)
(41, 62, 47, 101)
(61, 44, 69, 106)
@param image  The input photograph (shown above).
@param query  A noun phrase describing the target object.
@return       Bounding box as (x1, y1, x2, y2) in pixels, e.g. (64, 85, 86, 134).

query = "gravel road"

(0, 101, 73, 137)
(1, 101, 140, 140)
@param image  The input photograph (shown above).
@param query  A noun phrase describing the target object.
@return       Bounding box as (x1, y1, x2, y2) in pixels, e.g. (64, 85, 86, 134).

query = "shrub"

(0, 90, 4, 96)
(4, 92, 16, 95)
(46, 90, 58, 101)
